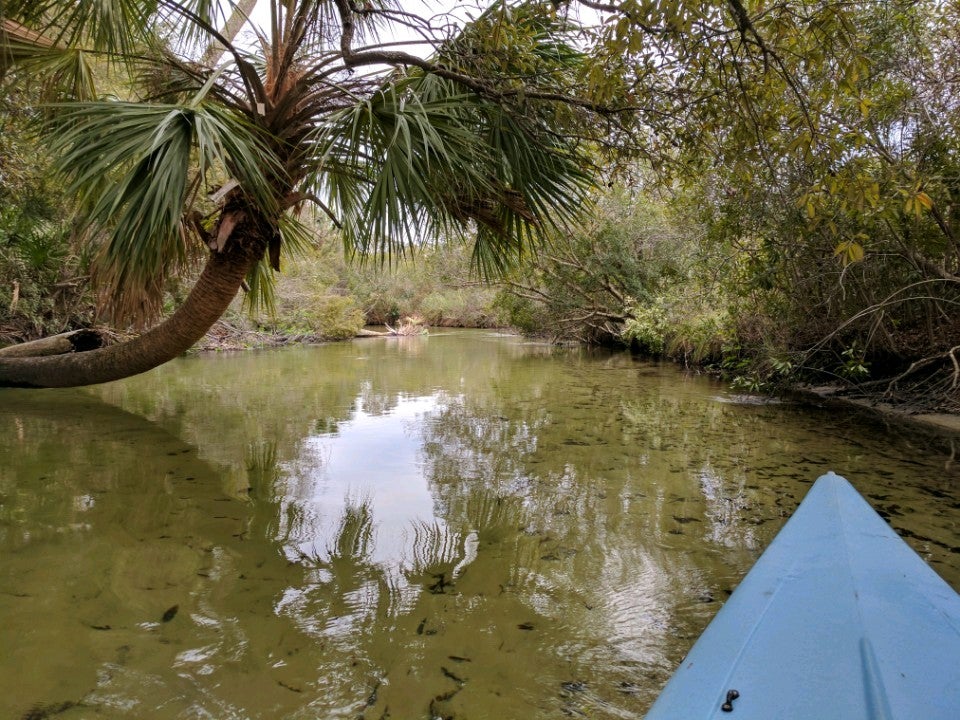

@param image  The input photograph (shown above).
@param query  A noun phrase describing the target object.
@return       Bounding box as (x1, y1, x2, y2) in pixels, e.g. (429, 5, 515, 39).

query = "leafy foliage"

(347, 242, 503, 327)
(497, 186, 712, 346)
(315, 72, 593, 279)
(0, 89, 95, 341)
(46, 99, 283, 320)
(556, 0, 960, 405)
(4, 0, 960, 407)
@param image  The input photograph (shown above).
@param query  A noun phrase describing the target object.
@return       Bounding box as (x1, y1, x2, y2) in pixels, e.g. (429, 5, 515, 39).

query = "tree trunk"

(200, 0, 258, 67)
(0, 236, 261, 388)
(0, 329, 106, 358)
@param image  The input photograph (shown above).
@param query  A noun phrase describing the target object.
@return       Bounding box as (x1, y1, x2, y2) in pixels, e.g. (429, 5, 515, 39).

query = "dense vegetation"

(497, 0, 960, 412)
(0, 89, 96, 343)
(1, 0, 600, 386)
(2, 1, 959, 411)
(205, 238, 503, 348)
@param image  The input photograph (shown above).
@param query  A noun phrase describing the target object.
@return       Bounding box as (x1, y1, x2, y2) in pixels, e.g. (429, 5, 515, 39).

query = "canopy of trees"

(497, 0, 960, 411)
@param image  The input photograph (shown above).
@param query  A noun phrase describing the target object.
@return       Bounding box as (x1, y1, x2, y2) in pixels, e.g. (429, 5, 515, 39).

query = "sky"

(239, 1, 599, 58)
(243, 0, 475, 57)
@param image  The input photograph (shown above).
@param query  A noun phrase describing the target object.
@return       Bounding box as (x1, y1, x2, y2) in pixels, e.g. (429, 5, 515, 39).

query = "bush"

(622, 299, 669, 355)
(495, 186, 702, 345)
(0, 92, 95, 342)
(307, 295, 365, 339)
(347, 244, 502, 327)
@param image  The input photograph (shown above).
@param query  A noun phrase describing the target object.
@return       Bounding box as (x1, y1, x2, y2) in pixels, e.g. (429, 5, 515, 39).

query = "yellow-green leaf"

(834, 240, 865, 265)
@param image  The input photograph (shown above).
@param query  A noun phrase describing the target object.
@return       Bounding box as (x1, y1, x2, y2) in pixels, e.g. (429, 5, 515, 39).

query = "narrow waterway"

(1, 332, 957, 719)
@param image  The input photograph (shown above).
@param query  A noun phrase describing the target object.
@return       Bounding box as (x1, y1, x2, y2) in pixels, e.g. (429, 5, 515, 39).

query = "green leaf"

(834, 240, 865, 265)
(43, 98, 282, 319)
(311, 73, 592, 277)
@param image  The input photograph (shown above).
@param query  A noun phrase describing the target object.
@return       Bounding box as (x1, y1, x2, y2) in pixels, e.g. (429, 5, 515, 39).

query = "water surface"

(1, 332, 958, 719)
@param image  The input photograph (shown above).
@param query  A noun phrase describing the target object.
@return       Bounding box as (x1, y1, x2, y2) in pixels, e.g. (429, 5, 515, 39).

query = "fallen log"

(0, 329, 106, 358)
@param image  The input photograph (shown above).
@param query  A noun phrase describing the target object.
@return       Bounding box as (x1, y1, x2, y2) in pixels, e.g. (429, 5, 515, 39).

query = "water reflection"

(0, 334, 958, 719)
(283, 393, 445, 569)
(0, 392, 257, 718)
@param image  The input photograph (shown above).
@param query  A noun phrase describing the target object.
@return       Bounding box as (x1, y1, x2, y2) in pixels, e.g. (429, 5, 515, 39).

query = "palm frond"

(277, 211, 316, 260)
(312, 75, 495, 260)
(3, 0, 156, 58)
(44, 99, 283, 321)
(246, 212, 317, 312)
(244, 255, 277, 315)
(310, 72, 593, 277)
(157, 0, 228, 55)
(3, 43, 99, 100)
(243, 191, 315, 315)
(437, 1, 586, 87)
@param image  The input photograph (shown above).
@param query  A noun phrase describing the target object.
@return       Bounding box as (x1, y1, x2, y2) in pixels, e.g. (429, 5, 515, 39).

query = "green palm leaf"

(313, 76, 489, 260)
(3, 0, 156, 58)
(311, 72, 593, 277)
(1, 0, 236, 59)
(3, 43, 99, 99)
(243, 211, 317, 315)
(44, 99, 283, 319)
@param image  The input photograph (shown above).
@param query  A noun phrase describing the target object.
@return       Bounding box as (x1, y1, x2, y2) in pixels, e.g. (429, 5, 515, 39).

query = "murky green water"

(1, 332, 958, 719)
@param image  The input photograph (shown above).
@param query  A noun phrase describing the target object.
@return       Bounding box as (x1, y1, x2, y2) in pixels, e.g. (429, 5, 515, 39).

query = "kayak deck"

(644, 472, 960, 719)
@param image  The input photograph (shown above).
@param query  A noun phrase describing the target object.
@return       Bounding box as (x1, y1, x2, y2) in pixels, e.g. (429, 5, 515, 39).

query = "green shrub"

(348, 244, 501, 327)
(0, 93, 95, 341)
(622, 299, 669, 355)
(309, 295, 365, 339)
(492, 290, 540, 334)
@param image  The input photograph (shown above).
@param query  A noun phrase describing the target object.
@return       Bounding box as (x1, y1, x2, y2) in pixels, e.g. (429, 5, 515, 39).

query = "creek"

(1, 331, 958, 719)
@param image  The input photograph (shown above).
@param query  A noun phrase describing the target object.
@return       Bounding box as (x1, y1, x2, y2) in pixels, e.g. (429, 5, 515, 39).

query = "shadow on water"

(0, 333, 958, 719)
(0, 390, 258, 717)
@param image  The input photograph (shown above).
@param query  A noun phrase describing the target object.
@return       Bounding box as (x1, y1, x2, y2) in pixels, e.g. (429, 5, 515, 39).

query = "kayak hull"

(644, 472, 960, 720)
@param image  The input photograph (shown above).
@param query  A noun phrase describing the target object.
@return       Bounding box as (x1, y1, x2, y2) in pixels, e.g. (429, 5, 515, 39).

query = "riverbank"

(193, 316, 431, 352)
(796, 385, 960, 435)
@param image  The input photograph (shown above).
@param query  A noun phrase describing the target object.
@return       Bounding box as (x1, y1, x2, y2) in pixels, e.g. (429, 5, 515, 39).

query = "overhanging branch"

(331, 0, 632, 115)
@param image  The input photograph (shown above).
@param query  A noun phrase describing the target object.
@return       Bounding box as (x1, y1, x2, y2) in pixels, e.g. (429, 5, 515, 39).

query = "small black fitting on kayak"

(721, 689, 740, 712)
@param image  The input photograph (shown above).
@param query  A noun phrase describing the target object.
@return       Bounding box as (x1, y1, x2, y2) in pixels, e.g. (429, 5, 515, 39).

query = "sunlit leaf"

(834, 240, 865, 265)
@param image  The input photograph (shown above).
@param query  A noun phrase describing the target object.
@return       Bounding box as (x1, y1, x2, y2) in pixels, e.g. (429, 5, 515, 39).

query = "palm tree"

(0, 0, 601, 387)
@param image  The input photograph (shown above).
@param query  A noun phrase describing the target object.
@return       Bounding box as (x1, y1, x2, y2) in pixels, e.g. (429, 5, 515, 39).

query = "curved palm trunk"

(0, 237, 262, 388)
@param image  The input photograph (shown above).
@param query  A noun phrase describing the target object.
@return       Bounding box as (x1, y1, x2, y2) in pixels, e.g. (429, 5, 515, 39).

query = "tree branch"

(331, 0, 630, 115)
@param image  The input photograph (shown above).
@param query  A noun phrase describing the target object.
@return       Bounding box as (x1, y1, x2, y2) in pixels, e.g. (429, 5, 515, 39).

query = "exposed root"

(840, 346, 960, 414)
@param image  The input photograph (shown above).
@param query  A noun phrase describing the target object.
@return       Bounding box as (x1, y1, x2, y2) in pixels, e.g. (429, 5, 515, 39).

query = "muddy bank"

(794, 385, 960, 435)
